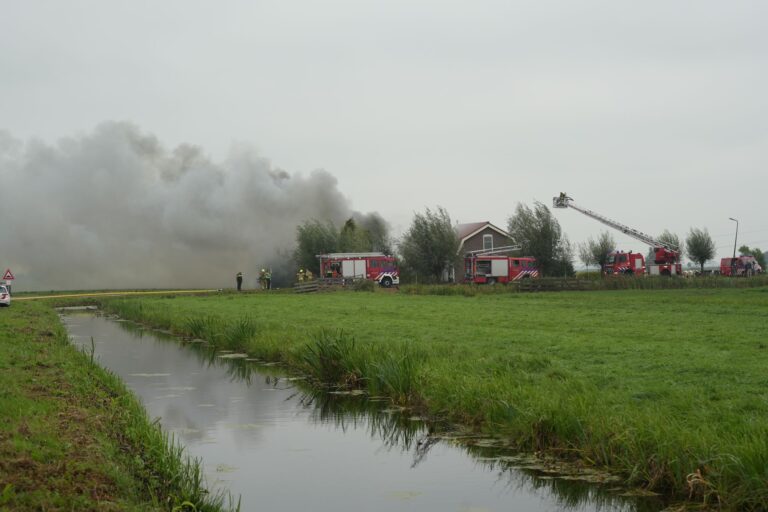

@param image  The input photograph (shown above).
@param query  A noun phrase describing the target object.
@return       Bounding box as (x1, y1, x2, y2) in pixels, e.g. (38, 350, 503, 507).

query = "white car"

(0, 285, 10, 307)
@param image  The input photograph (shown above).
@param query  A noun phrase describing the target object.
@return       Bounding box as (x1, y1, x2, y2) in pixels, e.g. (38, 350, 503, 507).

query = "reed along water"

(62, 313, 660, 512)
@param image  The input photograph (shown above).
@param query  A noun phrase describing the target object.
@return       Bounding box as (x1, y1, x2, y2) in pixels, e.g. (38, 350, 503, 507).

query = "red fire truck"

(554, 193, 682, 276)
(464, 246, 539, 284)
(720, 256, 763, 277)
(603, 251, 646, 275)
(317, 252, 400, 287)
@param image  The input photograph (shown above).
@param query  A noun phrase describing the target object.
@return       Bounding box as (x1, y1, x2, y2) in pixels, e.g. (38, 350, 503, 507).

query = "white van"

(0, 285, 10, 307)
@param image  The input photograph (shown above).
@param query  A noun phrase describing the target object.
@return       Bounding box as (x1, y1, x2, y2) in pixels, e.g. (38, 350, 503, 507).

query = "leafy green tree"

(294, 215, 393, 274)
(685, 228, 716, 273)
(507, 201, 574, 277)
(356, 213, 392, 253)
(646, 229, 683, 263)
(338, 218, 371, 252)
(399, 207, 459, 282)
(293, 220, 339, 274)
(738, 245, 766, 270)
(578, 231, 616, 275)
(657, 230, 683, 258)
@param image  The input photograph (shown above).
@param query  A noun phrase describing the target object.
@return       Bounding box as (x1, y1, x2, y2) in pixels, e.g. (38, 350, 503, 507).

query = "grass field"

(0, 301, 236, 511)
(99, 287, 768, 510)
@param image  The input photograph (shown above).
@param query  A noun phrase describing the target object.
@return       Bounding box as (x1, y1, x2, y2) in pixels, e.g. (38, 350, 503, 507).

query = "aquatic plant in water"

(300, 329, 361, 388)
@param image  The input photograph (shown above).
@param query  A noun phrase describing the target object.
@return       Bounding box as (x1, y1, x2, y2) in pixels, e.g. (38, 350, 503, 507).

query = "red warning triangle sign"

(3, 269, 14, 280)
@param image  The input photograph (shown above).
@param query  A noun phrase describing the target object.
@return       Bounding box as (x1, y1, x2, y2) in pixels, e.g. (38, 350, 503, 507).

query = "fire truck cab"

(604, 251, 645, 276)
(317, 252, 400, 287)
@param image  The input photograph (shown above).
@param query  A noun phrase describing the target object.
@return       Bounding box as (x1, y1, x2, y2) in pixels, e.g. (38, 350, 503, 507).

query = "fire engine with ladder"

(553, 193, 682, 276)
(464, 245, 539, 284)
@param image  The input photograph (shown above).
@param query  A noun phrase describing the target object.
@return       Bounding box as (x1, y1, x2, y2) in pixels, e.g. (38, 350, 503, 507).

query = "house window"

(483, 234, 493, 251)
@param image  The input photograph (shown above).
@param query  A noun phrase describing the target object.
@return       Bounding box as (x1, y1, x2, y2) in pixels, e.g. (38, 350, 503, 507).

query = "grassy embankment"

(404, 274, 768, 293)
(0, 300, 236, 511)
(100, 286, 768, 510)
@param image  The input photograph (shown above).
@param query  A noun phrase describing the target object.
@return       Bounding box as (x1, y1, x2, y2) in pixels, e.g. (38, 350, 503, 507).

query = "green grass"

(299, 329, 362, 387)
(400, 275, 768, 295)
(99, 287, 768, 510)
(0, 301, 237, 511)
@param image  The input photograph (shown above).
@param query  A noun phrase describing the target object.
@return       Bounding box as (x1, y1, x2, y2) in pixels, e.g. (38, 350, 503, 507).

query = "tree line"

(294, 202, 764, 283)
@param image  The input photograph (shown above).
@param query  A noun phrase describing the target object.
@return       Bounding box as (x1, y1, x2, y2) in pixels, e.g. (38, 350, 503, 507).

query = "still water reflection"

(62, 313, 660, 512)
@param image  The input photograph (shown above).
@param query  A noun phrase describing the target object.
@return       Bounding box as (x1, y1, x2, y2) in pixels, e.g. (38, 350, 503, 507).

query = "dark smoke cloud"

(0, 122, 364, 290)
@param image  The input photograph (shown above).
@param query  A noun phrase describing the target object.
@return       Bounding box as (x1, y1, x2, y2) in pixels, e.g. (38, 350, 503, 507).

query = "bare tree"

(578, 242, 593, 272)
(578, 231, 616, 275)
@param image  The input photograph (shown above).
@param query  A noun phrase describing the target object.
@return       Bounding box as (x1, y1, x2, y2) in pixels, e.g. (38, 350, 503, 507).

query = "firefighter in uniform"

(296, 268, 306, 283)
(259, 268, 267, 289)
(264, 268, 272, 290)
(236, 271, 243, 291)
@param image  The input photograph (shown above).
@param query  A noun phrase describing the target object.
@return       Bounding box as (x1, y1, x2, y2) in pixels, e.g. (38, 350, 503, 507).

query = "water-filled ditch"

(61, 312, 661, 512)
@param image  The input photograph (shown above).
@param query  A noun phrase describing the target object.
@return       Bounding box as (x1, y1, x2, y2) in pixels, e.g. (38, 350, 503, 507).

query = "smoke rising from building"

(0, 122, 372, 290)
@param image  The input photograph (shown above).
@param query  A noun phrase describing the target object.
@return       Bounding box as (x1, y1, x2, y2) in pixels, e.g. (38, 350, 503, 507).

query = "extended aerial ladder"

(464, 244, 521, 257)
(553, 192, 681, 274)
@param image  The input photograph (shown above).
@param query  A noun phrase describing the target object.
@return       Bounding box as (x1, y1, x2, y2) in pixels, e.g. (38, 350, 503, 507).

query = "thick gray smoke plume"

(0, 122, 365, 290)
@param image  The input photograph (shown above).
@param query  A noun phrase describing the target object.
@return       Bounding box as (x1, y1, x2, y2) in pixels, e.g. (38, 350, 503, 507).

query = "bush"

(575, 271, 602, 280)
(352, 279, 376, 292)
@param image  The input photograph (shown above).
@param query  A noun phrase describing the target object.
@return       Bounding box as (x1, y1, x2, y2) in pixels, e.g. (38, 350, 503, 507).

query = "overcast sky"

(2, 1, 767, 276)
